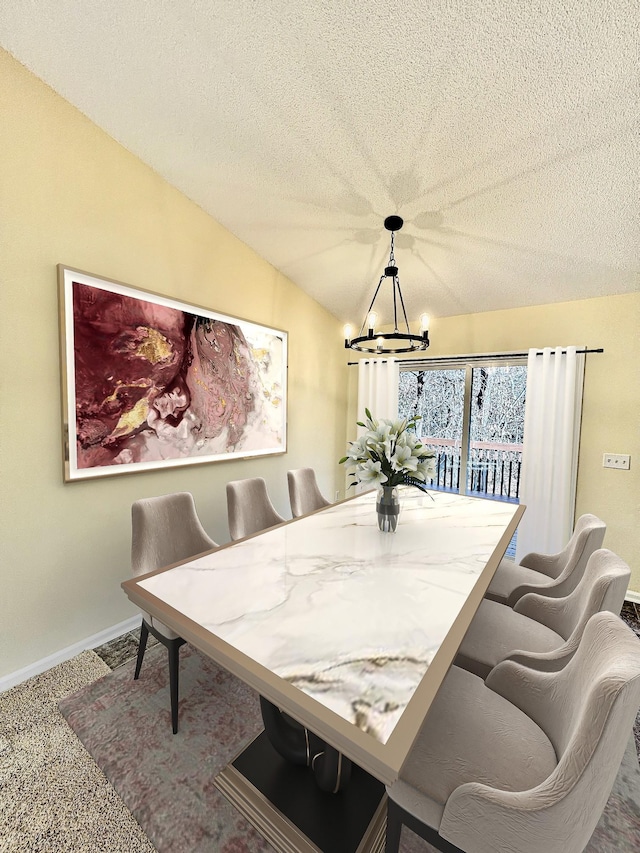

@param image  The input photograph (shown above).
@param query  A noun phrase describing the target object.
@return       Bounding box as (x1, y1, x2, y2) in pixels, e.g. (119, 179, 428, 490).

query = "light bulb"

(343, 324, 352, 341)
(367, 311, 377, 330)
(376, 336, 385, 352)
(420, 313, 430, 332)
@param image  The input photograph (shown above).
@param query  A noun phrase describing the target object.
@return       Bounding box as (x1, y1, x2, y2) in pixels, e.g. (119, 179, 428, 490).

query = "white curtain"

(353, 358, 400, 493)
(356, 358, 399, 428)
(515, 346, 585, 562)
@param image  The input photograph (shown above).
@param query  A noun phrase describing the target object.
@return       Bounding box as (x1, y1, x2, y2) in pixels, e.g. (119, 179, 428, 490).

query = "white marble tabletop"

(137, 488, 520, 747)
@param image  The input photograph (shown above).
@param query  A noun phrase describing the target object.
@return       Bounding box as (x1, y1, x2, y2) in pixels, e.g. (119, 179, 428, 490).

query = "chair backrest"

(226, 477, 286, 541)
(514, 549, 630, 653)
(287, 468, 332, 518)
(444, 612, 640, 853)
(491, 610, 640, 775)
(547, 513, 606, 586)
(131, 492, 217, 577)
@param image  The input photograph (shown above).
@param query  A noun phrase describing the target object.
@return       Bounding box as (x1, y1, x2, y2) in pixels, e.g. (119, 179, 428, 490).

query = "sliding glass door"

(399, 367, 466, 492)
(399, 360, 527, 503)
(467, 364, 527, 500)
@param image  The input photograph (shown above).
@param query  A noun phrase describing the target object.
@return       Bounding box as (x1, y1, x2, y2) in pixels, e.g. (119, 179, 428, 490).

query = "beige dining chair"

(287, 467, 332, 518)
(456, 548, 629, 679)
(485, 513, 606, 606)
(131, 492, 217, 734)
(226, 477, 286, 541)
(385, 611, 640, 853)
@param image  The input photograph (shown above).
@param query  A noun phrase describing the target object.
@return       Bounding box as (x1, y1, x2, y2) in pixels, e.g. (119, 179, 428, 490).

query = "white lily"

(371, 422, 392, 444)
(404, 431, 421, 450)
(355, 459, 388, 486)
(385, 418, 407, 436)
(345, 436, 368, 462)
(416, 457, 437, 481)
(391, 444, 419, 472)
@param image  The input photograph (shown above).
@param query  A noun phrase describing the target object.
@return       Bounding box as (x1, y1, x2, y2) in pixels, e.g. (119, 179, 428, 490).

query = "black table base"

(215, 730, 387, 853)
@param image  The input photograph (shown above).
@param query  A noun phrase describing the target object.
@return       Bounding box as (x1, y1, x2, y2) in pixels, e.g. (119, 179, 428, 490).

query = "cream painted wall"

(347, 294, 640, 590)
(0, 51, 349, 678)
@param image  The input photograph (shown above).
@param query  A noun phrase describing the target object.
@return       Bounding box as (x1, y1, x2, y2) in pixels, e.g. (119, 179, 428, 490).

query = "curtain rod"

(347, 348, 604, 366)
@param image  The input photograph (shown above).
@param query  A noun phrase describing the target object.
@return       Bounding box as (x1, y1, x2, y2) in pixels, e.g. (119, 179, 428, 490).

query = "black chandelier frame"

(345, 215, 430, 354)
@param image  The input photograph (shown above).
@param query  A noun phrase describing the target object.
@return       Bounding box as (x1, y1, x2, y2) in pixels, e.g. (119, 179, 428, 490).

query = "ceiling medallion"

(344, 216, 430, 354)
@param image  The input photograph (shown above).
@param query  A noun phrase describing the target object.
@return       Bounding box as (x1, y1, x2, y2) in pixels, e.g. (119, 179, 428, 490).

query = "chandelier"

(344, 215, 430, 354)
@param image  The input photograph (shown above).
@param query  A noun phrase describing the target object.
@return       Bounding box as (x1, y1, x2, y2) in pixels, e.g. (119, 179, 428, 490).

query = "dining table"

(122, 486, 524, 853)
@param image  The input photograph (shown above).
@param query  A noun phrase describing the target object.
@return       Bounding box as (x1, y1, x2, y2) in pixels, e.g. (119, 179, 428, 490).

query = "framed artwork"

(58, 265, 288, 481)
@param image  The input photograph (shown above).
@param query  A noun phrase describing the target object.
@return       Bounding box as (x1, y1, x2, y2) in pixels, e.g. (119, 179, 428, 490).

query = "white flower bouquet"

(340, 409, 437, 491)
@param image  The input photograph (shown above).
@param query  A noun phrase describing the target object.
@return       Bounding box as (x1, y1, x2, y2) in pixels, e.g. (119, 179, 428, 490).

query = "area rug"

(59, 644, 271, 853)
(59, 644, 640, 853)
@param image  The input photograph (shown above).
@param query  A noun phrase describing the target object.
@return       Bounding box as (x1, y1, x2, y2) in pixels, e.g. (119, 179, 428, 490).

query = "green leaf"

(365, 407, 372, 419)
(339, 456, 348, 464)
(405, 480, 435, 499)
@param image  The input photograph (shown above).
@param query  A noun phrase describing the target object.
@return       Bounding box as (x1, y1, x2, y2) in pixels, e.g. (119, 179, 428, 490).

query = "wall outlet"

(335, 490, 340, 501)
(603, 453, 631, 470)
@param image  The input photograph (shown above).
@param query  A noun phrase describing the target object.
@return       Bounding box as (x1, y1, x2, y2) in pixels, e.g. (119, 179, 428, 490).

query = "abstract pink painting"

(58, 266, 287, 481)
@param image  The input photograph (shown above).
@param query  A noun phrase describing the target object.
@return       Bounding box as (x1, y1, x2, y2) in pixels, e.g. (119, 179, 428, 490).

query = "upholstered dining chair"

(485, 513, 606, 606)
(385, 611, 640, 853)
(287, 467, 332, 518)
(455, 548, 629, 679)
(131, 492, 217, 734)
(226, 477, 286, 541)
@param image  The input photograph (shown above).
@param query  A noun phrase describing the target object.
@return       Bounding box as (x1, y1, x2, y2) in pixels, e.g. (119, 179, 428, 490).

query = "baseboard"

(626, 590, 640, 605)
(0, 615, 140, 693)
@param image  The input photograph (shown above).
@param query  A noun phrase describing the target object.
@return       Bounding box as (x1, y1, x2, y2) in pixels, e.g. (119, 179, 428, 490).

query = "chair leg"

(134, 620, 149, 680)
(386, 798, 465, 853)
(133, 621, 185, 735)
(168, 639, 181, 735)
(385, 799, 403, 853)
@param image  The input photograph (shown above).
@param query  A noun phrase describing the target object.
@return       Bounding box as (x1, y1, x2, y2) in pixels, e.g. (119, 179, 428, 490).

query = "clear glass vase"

(376, 485, 400, 532)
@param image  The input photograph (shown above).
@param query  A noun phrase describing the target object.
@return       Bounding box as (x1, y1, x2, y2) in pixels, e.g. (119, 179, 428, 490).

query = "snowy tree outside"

(398, 365, 527, 500)
(399, 366, 526, 444)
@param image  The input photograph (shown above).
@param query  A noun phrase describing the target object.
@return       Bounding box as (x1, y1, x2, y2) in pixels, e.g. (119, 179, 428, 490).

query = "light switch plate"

(603, 453, 631, 470)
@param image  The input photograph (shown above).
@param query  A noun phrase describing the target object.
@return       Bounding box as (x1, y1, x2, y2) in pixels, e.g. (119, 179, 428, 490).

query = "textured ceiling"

(1, 1, 638, 327)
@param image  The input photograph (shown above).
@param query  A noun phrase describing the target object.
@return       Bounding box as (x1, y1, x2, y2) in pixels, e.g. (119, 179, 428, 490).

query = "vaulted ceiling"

(1, 1, 638, 328)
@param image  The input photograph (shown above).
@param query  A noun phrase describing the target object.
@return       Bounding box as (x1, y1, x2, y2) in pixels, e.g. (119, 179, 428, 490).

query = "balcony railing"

(419, 436, 523, 502)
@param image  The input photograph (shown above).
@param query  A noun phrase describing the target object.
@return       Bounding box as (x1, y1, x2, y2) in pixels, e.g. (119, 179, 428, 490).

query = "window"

(399, 359, 527, 503)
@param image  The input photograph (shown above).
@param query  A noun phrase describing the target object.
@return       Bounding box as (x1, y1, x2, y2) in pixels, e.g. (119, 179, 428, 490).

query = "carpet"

(0, 651, 153, 853)
(58, 644, 640, 853)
